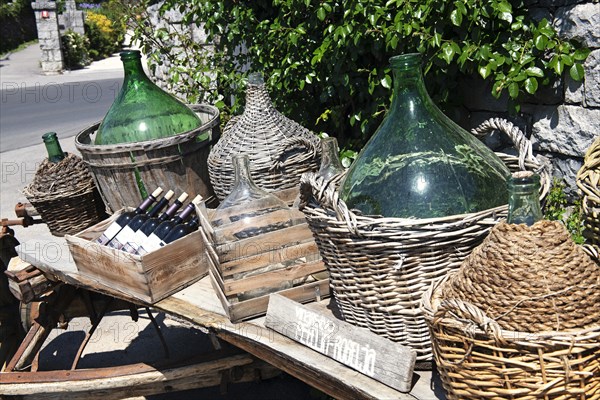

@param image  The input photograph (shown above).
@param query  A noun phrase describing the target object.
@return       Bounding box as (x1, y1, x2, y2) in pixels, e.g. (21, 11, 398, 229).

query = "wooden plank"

(224, 260, 325, 296)
(227, 280, 330, 322)
(265, 294, 416, 393)
(0, 351, 279, 400)
(213, 209, 297, 244)
(6, 258, 57, 303)
(219, 240, 320, 277)
(156, 289, 414, 400)
(216, 224, 314, 263)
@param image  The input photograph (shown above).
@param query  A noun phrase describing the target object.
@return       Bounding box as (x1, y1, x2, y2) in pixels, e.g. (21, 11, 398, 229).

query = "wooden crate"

(65, 208, 208, 304)
(197, 190, 329, 322)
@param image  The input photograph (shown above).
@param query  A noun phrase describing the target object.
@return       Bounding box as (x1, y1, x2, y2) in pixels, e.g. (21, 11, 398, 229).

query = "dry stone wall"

(459, 0, 599, 197)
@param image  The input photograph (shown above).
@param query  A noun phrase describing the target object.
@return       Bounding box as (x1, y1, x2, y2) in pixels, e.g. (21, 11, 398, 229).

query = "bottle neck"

(120, 51, 150, 87)
(174, 203, 195, 224)
(148, 197, 169, 218)
(507, 172, 543, 225)
(318, 137, 344, 180)
(389, 54, 430, 111)
(42, 132, 65, 163)
(136, 195, 156, 214)
(244, 78, 275, 115)
(233, 155, 260, 192)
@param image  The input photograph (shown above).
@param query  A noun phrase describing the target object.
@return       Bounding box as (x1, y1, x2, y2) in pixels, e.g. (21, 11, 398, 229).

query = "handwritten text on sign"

(265, 294, 416, 393)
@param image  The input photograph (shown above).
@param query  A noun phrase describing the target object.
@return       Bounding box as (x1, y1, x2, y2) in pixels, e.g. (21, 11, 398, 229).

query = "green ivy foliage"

(543, 178, 585, 245)
(128, 0, 589, 150)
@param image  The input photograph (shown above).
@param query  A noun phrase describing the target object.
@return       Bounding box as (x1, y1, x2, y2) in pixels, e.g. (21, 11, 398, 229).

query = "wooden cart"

(1, 232, 445, 400)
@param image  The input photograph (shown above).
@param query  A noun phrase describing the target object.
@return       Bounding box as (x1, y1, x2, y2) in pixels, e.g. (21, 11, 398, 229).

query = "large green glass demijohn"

(340, 53, 510, 218)
(94, 50, 201, 145)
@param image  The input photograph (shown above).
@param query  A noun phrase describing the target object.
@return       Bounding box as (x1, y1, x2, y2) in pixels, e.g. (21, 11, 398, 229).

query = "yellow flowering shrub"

(85, 11, 119, 60)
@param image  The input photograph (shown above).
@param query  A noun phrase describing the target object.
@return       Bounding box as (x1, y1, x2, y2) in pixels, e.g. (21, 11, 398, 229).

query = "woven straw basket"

(299, 118, 550, 363)
(577, 136, 600, 247)
(208, 77, 321, 201)
(23, 153, 105, 237)
(421, 221, 600, 399)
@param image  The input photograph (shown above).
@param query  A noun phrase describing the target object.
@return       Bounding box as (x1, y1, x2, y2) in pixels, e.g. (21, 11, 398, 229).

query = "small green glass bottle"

(506, 171, 543, 226)
(340, 53, 510, 218)
(42, 132, 66, 163)
(94, 50, 201, 145)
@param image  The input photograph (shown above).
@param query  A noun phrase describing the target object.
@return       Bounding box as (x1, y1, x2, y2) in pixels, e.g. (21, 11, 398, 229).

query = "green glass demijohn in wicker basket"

(94, 50, 201, 145)
(340, 53, 511, 218)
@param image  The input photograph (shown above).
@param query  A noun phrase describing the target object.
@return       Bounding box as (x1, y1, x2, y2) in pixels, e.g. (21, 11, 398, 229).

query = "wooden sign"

(265, 294, 416, 392)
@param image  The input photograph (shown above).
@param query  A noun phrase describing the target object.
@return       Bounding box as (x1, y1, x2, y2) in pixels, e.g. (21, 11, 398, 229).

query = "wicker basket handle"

(472, 117, 551, 199)
(433, 298, 507, 345)
(471, 118, 536, 171)
(270, 136, 320, 171)
(300, 172, 361, 235)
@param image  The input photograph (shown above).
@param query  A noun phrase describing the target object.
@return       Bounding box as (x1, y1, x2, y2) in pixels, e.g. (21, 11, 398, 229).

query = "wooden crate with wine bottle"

(65, 188, 208, 304)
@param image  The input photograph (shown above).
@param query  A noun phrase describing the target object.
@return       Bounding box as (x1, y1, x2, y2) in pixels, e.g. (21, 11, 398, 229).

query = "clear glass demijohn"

(340, 53, 510, 218)
(94, 50, 201, 145)
(210, 155, 293, 239)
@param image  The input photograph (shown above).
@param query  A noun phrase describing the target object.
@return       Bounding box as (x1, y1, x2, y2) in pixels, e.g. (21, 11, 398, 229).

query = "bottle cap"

(177, 192, 189, 203)
(164, 190, 175, 200)
(191, 194, 203, 205)
(151, 187, 164, 197)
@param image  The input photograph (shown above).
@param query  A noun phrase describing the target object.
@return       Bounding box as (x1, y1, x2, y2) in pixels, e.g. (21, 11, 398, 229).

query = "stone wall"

(457, 0, 599, 197)
(146, 3, 213, 102)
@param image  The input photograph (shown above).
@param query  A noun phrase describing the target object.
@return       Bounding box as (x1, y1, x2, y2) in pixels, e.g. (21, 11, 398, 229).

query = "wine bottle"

(138, 195, 202, 254)
(95, 187, 163, 245)
(107, 190, 174, 250)
(124, 192, 189, 254)
(43, 132, 66, 163)
(160, 215, 200, 246)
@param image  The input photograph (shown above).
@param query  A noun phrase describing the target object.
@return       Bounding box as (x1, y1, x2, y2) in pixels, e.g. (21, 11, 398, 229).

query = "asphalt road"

(0, 77, 121, 152)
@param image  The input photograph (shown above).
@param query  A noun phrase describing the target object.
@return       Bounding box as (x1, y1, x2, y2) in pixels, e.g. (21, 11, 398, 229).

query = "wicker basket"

(207, 77, 321, 201)
(577, 136, 600, 246)
(299, 118, 550, 363)
(421, 222, 600, 399)
(75, 104, 220, 214)
(23, 153, 105, 237)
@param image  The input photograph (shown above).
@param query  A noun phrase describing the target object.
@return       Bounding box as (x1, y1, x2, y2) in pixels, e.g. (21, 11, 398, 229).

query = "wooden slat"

(0, 351, 280, 400)
(213, 209, 296, 244)
(219, 241, 320, 277)
(216, 223, 314, 263)
(265, 294, 416, 393)
(223, 260, 325, 296)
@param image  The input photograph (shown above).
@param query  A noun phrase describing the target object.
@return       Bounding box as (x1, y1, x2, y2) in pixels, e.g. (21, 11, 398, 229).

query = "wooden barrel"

(75, 104, 220, 214)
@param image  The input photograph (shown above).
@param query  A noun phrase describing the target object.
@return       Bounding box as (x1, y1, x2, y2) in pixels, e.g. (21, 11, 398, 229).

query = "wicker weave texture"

(23, 153, 104, 236)
(422, 276, 600, 400)
(207, 82, 320, 201)
(299, 118, 550, 362)
(440, 221, 600, 332)
(577, 136, 600, 246)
